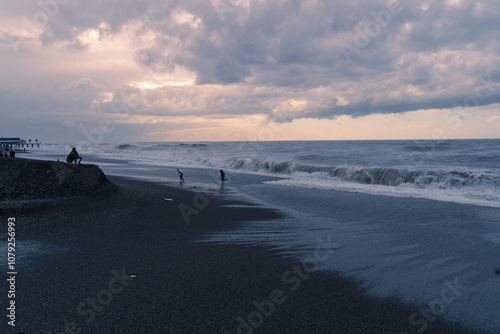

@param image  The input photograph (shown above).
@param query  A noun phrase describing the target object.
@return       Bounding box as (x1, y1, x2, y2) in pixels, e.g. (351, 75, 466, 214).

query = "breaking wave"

(228, 158, 294, 174)
(115, 144, 138, 150)
(178, 143, 210, 147)
(225, 158, 500, 190)
(28, 139, 500, 207)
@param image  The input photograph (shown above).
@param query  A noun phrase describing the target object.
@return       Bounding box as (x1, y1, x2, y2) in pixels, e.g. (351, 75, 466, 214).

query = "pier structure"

(0, 137, 41, 148)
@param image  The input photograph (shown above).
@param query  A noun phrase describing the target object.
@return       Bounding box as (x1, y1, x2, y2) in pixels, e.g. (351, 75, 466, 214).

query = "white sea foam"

(33, 140, 500, 207)
(264, 172, 500, 208)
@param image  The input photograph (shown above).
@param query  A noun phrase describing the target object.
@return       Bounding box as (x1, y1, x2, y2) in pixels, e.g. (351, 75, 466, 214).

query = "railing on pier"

(0, 137, 41, 148)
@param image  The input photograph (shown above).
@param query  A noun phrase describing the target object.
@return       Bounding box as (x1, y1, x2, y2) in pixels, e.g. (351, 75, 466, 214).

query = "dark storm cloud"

(3, 0, 500, 136)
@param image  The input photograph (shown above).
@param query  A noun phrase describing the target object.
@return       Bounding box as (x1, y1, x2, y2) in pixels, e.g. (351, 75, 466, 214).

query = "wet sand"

(3, 176, 487, 333)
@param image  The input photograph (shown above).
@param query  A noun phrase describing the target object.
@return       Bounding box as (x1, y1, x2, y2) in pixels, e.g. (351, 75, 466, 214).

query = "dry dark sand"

(2, 177, 486, 334)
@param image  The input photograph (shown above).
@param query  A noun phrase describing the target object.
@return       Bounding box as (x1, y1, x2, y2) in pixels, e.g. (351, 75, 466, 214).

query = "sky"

(1, 0, 500, 144)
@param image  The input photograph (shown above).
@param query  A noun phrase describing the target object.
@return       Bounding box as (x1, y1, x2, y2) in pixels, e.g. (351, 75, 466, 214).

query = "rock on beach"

(0, 158, 118, 201)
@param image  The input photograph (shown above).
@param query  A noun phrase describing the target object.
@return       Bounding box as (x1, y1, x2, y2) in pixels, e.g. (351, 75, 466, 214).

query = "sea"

(26, 139, 500, 332)
(31, 139, 500, 208)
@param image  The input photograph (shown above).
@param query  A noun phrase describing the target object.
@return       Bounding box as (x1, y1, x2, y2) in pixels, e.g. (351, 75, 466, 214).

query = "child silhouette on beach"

(220, 169, 227, 183)
(177, 168, 184, 182)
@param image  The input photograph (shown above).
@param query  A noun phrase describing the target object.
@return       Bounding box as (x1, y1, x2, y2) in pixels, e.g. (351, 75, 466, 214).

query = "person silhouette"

(219, 169, 227, 183)
(177, 168, 184, 182)
(66, 147, 82, 164)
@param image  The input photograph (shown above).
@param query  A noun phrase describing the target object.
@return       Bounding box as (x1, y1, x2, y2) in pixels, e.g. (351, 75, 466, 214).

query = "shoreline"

(2, 175, 489, 333)
(24, 146, 500, 209)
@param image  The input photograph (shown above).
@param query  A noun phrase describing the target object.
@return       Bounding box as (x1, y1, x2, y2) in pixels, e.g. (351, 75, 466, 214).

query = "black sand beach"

(1, 172, 488, 333)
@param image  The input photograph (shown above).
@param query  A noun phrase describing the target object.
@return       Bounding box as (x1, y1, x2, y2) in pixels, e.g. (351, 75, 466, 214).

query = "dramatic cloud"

(1, 0, 500, 141)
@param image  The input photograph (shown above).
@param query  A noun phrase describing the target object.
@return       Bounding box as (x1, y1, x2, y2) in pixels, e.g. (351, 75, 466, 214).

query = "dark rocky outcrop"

(0, 158, 118, 201)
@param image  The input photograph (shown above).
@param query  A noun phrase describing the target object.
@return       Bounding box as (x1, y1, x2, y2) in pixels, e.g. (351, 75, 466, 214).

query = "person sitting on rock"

(66, 147, 82, 164)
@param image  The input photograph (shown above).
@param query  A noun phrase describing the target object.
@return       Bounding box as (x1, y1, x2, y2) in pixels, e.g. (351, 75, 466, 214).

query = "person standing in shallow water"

(177, 168, 184, 182)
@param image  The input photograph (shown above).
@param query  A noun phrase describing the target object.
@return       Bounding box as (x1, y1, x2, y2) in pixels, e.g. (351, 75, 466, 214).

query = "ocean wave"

(141, 143, 183, 150)
(402, 141, 452, 152)
(225, 157, 500, 189)
(150, 143, 174, 148)
(228, 158, 294, 174)
(298, 166, 500, 189)
(265, 176, 500, 208)
(178, 143, 209, 148)
(115, 144, 138, 150)
(296, 154, 333, 162)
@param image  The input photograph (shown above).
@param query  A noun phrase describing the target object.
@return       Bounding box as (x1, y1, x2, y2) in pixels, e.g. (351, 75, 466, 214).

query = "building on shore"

(0, 137, 41, 148)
